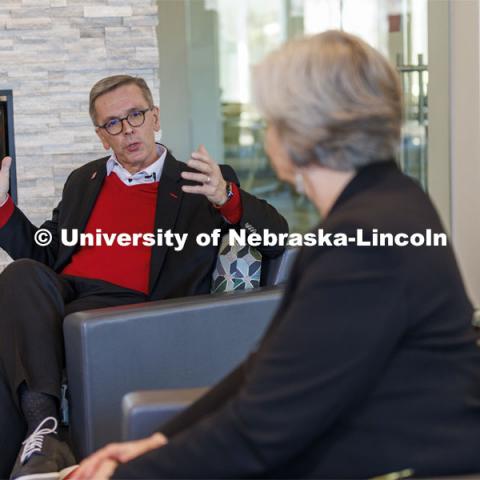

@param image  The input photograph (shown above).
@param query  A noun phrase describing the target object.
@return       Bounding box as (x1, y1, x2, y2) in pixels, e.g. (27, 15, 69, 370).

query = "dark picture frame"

(0, 90, 17, 204)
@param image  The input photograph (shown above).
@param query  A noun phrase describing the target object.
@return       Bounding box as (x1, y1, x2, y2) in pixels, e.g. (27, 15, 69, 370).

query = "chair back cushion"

(211, 235, 262, 292)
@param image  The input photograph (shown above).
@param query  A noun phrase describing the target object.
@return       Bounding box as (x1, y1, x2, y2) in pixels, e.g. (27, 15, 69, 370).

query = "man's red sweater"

(62, 173, 159, 293)
(0, 174, 242, 294)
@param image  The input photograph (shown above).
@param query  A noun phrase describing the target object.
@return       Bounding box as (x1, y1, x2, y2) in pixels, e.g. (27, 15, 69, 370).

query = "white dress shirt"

(106, 143, 167, 186)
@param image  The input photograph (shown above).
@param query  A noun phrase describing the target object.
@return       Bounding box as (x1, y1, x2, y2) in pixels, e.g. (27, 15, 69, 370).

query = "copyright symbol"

(34, 229, 53, 247)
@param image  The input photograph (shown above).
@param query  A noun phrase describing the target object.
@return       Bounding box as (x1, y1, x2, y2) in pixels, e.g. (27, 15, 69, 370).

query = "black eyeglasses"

(97, 108, 152, 135)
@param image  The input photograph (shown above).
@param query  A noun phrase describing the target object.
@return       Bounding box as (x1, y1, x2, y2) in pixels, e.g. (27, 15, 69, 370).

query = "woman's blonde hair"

(252, 30, 402, 171)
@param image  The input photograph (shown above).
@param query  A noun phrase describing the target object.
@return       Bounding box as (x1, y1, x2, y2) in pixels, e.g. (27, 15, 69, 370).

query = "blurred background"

(159, 0, 429, 233)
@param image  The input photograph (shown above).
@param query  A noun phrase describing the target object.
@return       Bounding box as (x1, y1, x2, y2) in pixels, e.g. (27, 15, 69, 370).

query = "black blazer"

(0, 149, 288, 300)
(114, 161, 480, 479)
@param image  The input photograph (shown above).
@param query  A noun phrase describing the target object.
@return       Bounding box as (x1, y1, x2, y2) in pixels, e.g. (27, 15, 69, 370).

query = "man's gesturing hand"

(181, 145, 229, 206)
(0, 156, 11, 205)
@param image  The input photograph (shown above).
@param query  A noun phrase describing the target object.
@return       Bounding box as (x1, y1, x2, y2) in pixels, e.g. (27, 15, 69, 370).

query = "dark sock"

(18, 382, 59, 436)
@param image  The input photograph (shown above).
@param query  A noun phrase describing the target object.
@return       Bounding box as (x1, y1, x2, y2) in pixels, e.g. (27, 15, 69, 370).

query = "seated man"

(0, 74, 288, 480)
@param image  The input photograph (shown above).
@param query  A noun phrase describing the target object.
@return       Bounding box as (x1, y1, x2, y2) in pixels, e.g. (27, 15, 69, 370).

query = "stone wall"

(0, 0, 160, 270)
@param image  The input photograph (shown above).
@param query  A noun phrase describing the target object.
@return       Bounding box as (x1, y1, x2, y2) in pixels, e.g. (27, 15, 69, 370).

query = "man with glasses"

(0, 75, 288, 480)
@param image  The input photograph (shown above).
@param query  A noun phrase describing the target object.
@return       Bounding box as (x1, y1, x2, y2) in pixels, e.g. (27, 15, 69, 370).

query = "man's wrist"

(0, 194, 14, 229)
(214, 182, 233, 208)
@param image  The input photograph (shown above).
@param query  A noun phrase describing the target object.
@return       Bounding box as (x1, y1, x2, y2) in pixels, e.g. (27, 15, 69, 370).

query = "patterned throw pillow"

(211, 234, 262, 292)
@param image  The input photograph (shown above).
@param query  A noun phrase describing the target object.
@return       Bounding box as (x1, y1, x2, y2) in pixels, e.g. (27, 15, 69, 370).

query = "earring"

(295, 171, 305, 195)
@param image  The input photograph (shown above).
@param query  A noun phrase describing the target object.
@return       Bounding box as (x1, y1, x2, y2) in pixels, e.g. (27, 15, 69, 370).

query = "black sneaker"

(10, 417, 77, 480)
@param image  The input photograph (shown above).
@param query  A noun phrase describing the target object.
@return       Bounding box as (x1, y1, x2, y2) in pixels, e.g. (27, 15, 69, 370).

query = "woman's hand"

(68, 432, 167, 480)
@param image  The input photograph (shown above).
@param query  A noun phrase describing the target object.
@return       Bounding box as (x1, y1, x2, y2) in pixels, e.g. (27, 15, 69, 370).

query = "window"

(160, 0, 429, 233)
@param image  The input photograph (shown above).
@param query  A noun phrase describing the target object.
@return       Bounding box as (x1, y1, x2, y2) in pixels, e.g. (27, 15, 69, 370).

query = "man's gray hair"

(252, 30, 402, 171)
(89, 75, 154, 125)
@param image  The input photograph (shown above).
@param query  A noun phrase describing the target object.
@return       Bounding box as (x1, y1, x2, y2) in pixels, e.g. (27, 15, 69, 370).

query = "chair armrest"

(261, 246, 299, 286)
(64, 286, 282, 458)
(122, 388, 207, 441)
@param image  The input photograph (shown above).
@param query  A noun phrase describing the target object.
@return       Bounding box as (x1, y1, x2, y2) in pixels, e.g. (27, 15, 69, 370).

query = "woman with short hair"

(73, 30, 480, 479)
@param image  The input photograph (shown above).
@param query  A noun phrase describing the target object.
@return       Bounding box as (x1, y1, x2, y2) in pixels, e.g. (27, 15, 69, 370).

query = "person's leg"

(0, 370, 26, 477)
(0, 259, 75, 409)
(0, 260, 147, 478)
(63, 275, 148, 316)
(0, 259, 76, 478)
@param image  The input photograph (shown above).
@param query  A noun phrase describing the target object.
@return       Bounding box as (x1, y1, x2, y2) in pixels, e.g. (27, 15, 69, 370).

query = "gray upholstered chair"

(123, 387, 206, 441)
(64, 248, 298, 459)
(122, 389, 480, 480)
